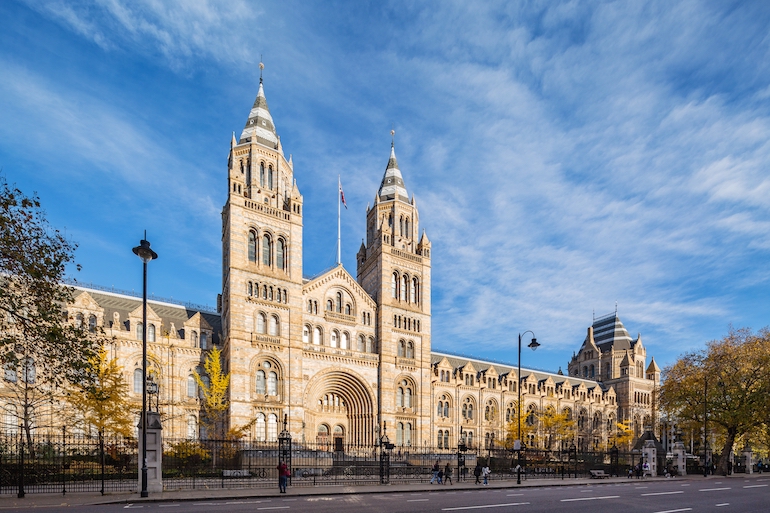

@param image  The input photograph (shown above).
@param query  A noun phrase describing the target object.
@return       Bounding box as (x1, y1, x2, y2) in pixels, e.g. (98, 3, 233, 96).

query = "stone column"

(672, 441, 687, 476)
(138, 412, 163, 493)
(743, 446, 753, 475)
(643, 440, 657, 477)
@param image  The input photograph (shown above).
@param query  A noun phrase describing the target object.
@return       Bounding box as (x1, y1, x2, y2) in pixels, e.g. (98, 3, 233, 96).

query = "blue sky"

(2, 0, 769, 373)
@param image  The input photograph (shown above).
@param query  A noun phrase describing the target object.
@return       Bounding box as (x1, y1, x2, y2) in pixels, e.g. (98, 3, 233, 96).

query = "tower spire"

(259, 57, 264, 84)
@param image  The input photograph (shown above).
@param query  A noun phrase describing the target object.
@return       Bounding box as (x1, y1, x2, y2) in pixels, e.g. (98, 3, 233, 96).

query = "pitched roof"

(592, 313, 636, 352)
(377, 143, 409, 203)
(431, 351, 608, 391)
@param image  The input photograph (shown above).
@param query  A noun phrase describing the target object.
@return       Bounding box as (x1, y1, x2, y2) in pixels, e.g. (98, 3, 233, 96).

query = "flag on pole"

(339, 181, 348, 209)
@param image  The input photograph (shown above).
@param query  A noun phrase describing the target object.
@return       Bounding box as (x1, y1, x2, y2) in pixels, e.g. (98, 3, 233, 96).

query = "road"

(2, 476, 768, 512)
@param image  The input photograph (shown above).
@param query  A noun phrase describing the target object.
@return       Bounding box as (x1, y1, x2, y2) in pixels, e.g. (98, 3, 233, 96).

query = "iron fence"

(0, 432, 137, 496)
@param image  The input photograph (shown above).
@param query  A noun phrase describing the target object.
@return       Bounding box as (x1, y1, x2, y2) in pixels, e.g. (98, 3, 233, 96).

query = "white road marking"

(681, 483, 690, 486)
(635, 486, 648, 489)
(652, 509, 691, 513)
(442, 502, 530, 510)
(408, 499, 429, 502)
(744, 484, 768, 488)
(158, 506, 181, 508)
(123, 507, 143, 510)
(505, 493, 524, 497)
(561, 496, 620, 502)
(642, 491, 684, 496)
(716, 504, 729, 507)
(257, 508, 290, 511)
(699, 487, 731, 492)
(282, 498, 298, 501)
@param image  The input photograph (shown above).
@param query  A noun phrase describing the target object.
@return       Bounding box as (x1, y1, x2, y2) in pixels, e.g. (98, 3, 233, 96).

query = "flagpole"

(337, 175, 341, 265)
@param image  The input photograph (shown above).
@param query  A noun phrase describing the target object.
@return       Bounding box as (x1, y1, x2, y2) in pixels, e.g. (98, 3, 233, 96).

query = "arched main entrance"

(305, 370, 376, 447)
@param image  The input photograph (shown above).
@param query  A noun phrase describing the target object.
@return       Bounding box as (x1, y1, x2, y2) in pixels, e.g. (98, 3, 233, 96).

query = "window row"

(384, 213, 414, 240)
(393, 315, 420, 332)
(326, 292, 353, 315)
(397, 339, 415, 359)
(239, 160, 277, 190)
(437, 429, 450, 449)
(254, 412, 280, 442)
(247, 230, 288, 270)
(394, 422, 413, 446)
(3, 359, 36, 384)
(390, 272, 420, 304)
(437, 394, 450, 418)
(248, 281, 288, 304)
(73, 313, 98, 332)
(255, 312, 282, 337)
(438, 369, 451, 382)
(135, 322, 210, 347)
(302, 326, 377, 353)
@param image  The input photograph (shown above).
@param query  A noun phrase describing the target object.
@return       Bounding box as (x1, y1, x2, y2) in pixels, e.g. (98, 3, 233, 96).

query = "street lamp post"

(517, 331, 539, 485)
(133, 234, 158, 498)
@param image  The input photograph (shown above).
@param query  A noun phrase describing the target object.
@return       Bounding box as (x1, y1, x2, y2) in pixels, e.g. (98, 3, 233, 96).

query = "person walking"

(430, 461, 441, 484)
(277, 460, 290, 493)
(444, 463, 453, 485)
(482, 464, 491, 485)
(473, 463, 482, 484)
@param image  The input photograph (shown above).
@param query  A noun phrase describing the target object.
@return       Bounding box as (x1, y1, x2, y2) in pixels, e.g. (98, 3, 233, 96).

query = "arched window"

(260, 163, 265, 187)
(256, 370, 266, 394)
(148, 324, 156, 342)
(405, 218, 410, 238)
(326, 299, 333, 311)
(267, 413, 278, 441)
(313, 327, 322, 345)
(187, 375, 197, 398)
(200, 332, 207, 349)
(192, 331, 198, 347)
(341, 332, 349, 350)
(133, 368, 143, 394)
(406, 341, 414, 359)
(267, 371, 278, 396)
(335, 292, 342, 313)
(248, 282, 253, 296)
(269, 315, 279, 336)
(405, 423, 412, 446)
(345, 303, 351, 315)
(187, 416, 197, 439)
(257, 313, 266, 334)
(443, 401, 449, 418)
(136, 322, 143, 341)
(276, 239, 285, 270)
(88, 315, 97, 332)
(410, 279, 417, 304)
(255, 413, 266, 441)
(367, 337, 374, 353)
(396, 387, 403, 407)
(396, 422, 404, 446)
(398, 340, 405, 357)
(526, 404, 537, 426)
(331, 330, 338, 348)
(303, 326, 310, 344)
(262, 234, 271, 266)
(75, 313, 84, 328)
(401, 275, 408, 301)
(248, 231, 257, 262)
(590, 364, 595, 378)
(357, 335, 365, 352)
(22, 358, 35, 383)
(437, 401, 444, 417)
(268, 165, 274, 190)
(404, 385, 412, 408)
(399, 216, 404, 236)
(437, 429, 444, 449)
(3, 362, 16, 382)
(392, 272, 398, 298)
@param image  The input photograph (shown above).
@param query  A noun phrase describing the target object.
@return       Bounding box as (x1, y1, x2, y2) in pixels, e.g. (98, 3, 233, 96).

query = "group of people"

(473, 463, 491, 485)
(430, 461, 454, 484)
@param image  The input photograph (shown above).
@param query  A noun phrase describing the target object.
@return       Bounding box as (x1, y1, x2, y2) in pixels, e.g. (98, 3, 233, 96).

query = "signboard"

(514, 440, 521, 451)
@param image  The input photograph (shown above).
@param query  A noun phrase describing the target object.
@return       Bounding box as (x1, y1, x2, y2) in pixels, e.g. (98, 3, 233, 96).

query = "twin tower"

(221, 76, 432, 447)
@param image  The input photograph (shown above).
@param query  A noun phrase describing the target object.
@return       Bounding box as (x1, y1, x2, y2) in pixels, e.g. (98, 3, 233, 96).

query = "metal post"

(703, 376, 708, 477)
(62, 425, 66, 496)
(517, 332, 522, 485)
(17, 424, 24, 498)
(141, 257, 148, 497)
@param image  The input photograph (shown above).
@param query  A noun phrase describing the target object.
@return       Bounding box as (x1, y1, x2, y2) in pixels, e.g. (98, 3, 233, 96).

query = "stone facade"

(0, 77, 658, 449)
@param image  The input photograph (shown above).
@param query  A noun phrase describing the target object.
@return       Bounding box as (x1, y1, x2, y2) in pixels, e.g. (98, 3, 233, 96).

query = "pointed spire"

(231, 131, 236, 148)
(378, 130, 409, 202)
(239, 61, 280, 150)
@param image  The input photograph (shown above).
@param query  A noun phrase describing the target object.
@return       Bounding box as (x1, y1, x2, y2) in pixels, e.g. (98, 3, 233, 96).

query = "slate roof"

(239, 79, 280, 150)
(591, 313, 636, 352)
(72, 287, 221, 344)
(431, 351, 609, 392)
(377, 143, 410, 203)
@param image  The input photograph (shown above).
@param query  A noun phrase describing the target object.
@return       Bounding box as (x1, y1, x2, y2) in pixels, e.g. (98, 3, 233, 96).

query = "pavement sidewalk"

(0, 474, 735, 510)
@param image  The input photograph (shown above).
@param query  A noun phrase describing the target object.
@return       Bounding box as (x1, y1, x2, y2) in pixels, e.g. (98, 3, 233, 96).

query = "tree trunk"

(717, 429, 736, 476)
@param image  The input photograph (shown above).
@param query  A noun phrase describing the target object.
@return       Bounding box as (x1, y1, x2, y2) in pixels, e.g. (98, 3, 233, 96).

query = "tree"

(611, 420, 634, 450)
(0, 177, 99, 443)
(67, 347, 134, 438)
(537, 407, 575, 451)
(194, 346, 229, 439)
(660, 328, 770, 476)
(503, 403, 536, 450)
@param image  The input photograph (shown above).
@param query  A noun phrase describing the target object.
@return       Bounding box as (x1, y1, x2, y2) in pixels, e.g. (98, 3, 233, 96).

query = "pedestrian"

(277, 460, 289, 493)
(482, 464, 491, 485)
(438, 468, 444, 484)
(430, 461, 440, 484)
(627, 467, 633, 479)
(473, 463, 482, 484)
(444, 463, 453, 485)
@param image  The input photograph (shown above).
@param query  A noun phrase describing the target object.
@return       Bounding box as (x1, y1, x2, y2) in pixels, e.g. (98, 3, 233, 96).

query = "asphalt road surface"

(4, 476, 769, 512)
